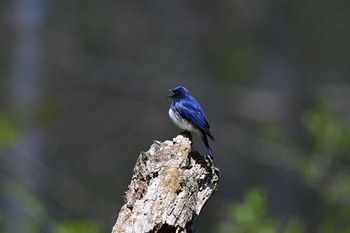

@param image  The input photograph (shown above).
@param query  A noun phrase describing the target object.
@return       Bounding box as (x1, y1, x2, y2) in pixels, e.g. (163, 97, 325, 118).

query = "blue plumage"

(167, 86, 214, 158)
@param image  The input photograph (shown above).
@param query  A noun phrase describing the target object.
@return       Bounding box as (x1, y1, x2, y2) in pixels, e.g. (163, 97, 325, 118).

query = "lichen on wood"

(111, 135, 220, 233)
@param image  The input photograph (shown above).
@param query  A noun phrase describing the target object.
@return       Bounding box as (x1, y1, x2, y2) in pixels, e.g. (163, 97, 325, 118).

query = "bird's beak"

(166, 89, 174, 98)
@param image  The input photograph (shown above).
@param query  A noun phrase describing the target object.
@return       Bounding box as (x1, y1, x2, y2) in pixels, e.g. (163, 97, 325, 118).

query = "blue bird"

(167, 86, 215, 158)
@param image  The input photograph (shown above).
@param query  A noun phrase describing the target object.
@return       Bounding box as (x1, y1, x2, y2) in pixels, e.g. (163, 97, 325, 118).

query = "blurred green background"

(1, 0, 350, 232)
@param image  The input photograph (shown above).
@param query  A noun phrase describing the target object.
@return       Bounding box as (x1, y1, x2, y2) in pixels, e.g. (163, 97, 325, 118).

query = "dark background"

(1, 0, 350, 232)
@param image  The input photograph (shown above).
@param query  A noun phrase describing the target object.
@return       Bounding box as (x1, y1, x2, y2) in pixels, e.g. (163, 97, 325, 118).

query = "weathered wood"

(111, 135, 220, 233)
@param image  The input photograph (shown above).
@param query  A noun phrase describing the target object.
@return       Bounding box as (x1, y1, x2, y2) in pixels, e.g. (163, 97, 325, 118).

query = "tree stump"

(111, 135, 220, 233)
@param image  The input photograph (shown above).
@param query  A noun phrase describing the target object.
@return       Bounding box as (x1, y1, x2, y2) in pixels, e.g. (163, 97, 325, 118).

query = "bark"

(112, 135, 220, 233)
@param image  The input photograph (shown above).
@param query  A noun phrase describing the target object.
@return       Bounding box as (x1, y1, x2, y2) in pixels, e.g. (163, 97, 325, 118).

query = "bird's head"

(167, 86, 190, 99)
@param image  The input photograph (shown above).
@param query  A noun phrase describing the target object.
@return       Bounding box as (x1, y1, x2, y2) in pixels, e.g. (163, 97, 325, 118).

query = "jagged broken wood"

(111, 135, 220, 233)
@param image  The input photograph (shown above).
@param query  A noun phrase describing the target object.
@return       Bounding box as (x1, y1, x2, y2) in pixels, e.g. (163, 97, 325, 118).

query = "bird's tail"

(200, 132, 213, 159)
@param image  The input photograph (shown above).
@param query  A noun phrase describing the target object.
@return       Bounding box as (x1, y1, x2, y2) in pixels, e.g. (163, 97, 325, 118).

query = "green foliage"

(0, 116, 18, 148)
(258, 122, 287, 144)
(218, 187, 303, 233)
(5, 181, 48, 233)
(257, 103, 350, 188)
(37, 103, 60, 123)
(318, 205, 350, 233)
(251, 103, 350, 232)
(301, 104, 350, 186)
(53, 220, 104, 233)
(323, 174, 350, 204)
(4, 181, 105, 233)
(9, 181, 47, 219)
(303, 104, 350, 158)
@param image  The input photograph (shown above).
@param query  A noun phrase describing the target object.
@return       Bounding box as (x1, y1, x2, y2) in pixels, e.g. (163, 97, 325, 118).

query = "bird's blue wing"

(174, 97, 210, 134)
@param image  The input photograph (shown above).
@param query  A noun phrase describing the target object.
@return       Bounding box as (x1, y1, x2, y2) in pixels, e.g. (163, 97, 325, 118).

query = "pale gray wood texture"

(112, 135, 219, 233)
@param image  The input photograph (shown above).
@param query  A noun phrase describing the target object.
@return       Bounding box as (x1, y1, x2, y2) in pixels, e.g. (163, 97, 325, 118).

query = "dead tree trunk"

(111, 135, 220, 233)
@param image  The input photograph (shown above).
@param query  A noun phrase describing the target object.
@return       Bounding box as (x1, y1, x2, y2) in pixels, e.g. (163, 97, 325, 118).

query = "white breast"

(168, 107, 199, 133)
